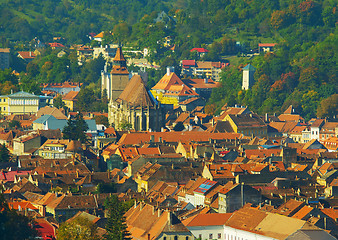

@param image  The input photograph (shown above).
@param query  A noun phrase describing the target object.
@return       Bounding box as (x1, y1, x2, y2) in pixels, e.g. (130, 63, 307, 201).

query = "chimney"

(166, 66, 174, 76)
(265, 113, 269, 122)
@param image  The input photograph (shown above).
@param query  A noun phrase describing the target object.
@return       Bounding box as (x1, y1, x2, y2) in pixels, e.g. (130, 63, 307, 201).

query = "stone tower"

(101, 46, 129, 101)
(242, 64, 256, 90)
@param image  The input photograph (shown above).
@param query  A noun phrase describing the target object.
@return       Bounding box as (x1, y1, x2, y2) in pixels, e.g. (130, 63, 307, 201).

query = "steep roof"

(164, 84, 198, 97)
(152, 72, 185, 91)
(182, 78, 220, 89)
(62, 91, 79, 101)
(33, 114, 58, 124)
(227, 113, 266, 128)
(113, 46, 126, 62)
(116, 75, 155, 107)
(242, 64, 256, 71)
(284, 105, 297, 114)
(36, 106, 67, 120)
(17, 51, 36, 59)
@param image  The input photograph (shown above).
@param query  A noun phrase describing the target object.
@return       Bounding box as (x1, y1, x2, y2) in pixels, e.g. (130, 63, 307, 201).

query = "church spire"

(111, 46, 128, 74)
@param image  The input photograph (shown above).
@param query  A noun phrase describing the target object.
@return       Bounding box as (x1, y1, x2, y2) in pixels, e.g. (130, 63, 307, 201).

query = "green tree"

(63, 112, 88, 143)
(0, 194, 37, 240)
(57, 216, 99, 240)
(96, 182, 116, 193)
(94, 115, 109, 128)
(317, 94, 338, 118)
(53, 95, 65, 109)
(76, 87, 96, 112)
(8, 120, 21, 129)
(0, 144, 10, 162)
(119, 120, 132, 130)
(104, 195, 131, 240)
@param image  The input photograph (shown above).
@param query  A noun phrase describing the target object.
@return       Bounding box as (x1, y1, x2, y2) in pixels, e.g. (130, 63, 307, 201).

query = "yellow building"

(151, 68, 198, 106)
(61, 91, 79, 111)
(0, 91, 52, 115)
(37, 139, 82, 159)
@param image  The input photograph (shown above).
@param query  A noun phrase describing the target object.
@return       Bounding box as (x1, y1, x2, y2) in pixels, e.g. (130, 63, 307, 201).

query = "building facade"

(0, 48, 10, 70)
(102, 46, 130, 101)
(0, 91, 52, 115)
(108, 74, 164, 132)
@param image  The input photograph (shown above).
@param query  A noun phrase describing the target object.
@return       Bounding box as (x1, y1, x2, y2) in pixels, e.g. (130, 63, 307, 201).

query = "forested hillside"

(0, 0, 337, 119)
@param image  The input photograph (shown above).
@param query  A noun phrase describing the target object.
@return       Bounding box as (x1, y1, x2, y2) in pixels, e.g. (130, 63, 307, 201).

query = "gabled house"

(224, 113, 267, 137)
(41, 82, 82, 95)
(13, 132, 41, 155)
(17, 51, 36, 62)
(278, 105, 304, 123)
(45, 194, 98, 221)
(125, 202, 193, 240)
(190, 48, 209, 58)
(192, 179, 218, 207)
(151, 68, 198, 106)
(218, 182, 262, 213)
(184, 213, 232, 240)
(61, 91, 79, 111)
(135, 162, 163, 192)
(258, 43, 276, 53)
(310, 119, 326, 140)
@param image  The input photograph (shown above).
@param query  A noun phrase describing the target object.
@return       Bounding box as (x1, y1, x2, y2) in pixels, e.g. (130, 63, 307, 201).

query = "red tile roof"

(17, 51, 36, 59)
(48, 42, 65, 48)
(259, 43, 276, 47)
(190, 48, 209, 53)
(181, 60, 196, 66)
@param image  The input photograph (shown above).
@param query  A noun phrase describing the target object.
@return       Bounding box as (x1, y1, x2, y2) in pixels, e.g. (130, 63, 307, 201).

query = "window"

(199, 234, 202, 239)
(174, 237, 178, 240)
(163, 237, 166, 240)
(209, 234, 213, 239)
(218, 233, 221, 239)
(3, 107, 5, 111)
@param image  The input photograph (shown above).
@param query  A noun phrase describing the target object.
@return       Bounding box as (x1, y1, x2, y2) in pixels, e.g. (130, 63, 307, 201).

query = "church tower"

(101, 46, 129, 101)
(242, 64, 256, 90)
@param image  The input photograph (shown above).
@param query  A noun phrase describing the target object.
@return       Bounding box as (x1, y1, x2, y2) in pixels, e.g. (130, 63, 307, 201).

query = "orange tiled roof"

(18, 51, 36, 59)
(118, 132, 242, 145)
(182, 78, 220, 89)
(185, 213, 232, 227)
(116, 75, 154, 107)
(278, 114, 304, 122)
(62, 91, 79, 101)
(152, 72, 185, 91)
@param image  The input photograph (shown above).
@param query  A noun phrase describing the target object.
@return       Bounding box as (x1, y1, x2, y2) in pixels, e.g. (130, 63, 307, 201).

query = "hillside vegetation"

(0, 0, 337, 119)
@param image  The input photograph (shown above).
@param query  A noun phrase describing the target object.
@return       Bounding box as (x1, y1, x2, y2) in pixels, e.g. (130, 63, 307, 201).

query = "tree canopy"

(57, 216, 99, 240)
(62, 112, 88, 143)
(104, 195, 131, 240)
(0, 194, 37, 240)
